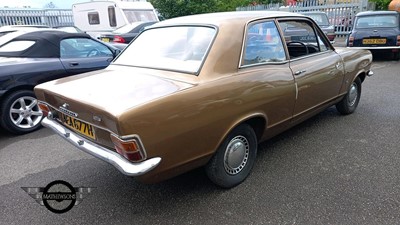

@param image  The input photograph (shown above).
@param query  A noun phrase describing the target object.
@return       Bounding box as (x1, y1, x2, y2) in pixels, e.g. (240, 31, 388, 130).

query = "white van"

(72, 0, 159, 38)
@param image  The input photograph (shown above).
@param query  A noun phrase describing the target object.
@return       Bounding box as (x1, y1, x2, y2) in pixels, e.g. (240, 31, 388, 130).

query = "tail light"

(327, 33, 336, 42)
(348, 36, 354, 47)
(110, 134, 145, 162)
(38, 102, 50, 117)
(397, 35, 400, 46)
(113, 35, 126, 43)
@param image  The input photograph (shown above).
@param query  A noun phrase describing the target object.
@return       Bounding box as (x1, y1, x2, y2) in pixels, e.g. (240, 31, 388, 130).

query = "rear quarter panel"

(118, 65, 295, 183)
(335, 47, 372, 94)
(0, 58, 67, 95)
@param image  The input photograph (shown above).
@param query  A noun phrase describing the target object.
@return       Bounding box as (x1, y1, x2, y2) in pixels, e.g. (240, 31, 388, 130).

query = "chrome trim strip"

(288, 50, 334, 62)
(41, 116, 161, 176)
(347, 46, 400, 50)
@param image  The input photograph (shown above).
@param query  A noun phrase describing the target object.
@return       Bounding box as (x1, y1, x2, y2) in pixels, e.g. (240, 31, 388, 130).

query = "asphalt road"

(0, 55, 399, 225)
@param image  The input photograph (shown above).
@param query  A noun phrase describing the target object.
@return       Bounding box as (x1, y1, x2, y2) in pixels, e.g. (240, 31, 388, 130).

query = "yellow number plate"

(362, 39, 386, 45)
(101, 37, 110, 42)
(61, 113, 95, 139)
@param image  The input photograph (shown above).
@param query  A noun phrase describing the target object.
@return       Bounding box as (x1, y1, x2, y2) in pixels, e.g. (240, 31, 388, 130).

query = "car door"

(278, 19, 344, 120)
(239, 20, 296, 133)
(60, 37, 114, 75)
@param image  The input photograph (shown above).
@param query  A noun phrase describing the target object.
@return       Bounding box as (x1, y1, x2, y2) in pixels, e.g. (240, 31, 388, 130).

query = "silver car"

(302, 11, 336, 42)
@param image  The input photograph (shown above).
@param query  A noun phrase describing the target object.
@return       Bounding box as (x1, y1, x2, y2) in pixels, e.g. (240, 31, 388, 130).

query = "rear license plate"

(60, 113, 95, 139)
(101, 37, 110, 42)
(362, 39, 386, 45)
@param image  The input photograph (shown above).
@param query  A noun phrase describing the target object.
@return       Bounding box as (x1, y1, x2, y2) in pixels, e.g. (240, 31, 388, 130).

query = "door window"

(242, 20, 286, 66)
(60, 38, 112, 58)
(278, 20, 330, 59)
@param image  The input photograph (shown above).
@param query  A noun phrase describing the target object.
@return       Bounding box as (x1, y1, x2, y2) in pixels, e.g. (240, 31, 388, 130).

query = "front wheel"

(205, 124, 257, 188)
(336, 77, 361, 115)
(0, 90, 43, 134)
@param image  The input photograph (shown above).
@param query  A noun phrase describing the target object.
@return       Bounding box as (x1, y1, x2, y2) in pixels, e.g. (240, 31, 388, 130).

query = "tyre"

(336, 77, 361, 115)
(205, 124, 257, 188)
(0, 90, 43, 134)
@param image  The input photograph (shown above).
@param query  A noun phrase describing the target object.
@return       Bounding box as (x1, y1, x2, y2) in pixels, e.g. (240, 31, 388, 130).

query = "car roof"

(15, 30, 91, 44)
(154, 11, 304, 27)
(301, 11, 327, 15)
(356, 11, 400, 17)
(0, 30, 93, 58)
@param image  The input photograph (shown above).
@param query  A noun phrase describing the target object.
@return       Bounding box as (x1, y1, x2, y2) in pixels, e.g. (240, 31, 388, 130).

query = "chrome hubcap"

(224, 135, 249, 175)
(9, 96, 43, 129)
(348, 83, 358, 106)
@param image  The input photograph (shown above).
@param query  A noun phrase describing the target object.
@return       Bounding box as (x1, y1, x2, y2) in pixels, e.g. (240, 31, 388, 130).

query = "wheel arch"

(0, 85, 35, 102)
(357, 71, 366, 83)
(218, 113, 267, 148)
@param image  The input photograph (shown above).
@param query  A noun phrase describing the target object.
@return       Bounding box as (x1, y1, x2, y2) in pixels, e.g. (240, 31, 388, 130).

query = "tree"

(150, 0, 269, 19)
(150, 0, 218, 19)
(369, 0, 391, 10)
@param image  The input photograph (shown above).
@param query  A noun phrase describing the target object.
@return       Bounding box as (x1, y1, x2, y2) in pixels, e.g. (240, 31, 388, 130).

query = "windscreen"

(356, 15, 398, 28)
(114, 26, 216, 74)
(307, 13, 330, 26)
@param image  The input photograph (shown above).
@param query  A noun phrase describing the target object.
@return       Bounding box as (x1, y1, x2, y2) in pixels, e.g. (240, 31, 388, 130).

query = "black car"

(0, 30, 122, 134)
(347, 11, 400, 60)
(99, 21, 157, 44)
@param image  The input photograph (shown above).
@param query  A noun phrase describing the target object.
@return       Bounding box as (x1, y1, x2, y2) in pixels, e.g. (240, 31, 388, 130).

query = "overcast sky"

(0, 0, 88, 9)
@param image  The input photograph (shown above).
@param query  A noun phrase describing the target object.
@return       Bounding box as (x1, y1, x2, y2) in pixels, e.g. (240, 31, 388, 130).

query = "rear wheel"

(0, 90, 43, 134)
(336, 77, 361, 115)
(205, 124, 257, 188)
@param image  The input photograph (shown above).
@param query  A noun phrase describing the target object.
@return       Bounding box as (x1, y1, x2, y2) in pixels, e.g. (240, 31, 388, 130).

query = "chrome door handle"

(294, 70, 306, 75)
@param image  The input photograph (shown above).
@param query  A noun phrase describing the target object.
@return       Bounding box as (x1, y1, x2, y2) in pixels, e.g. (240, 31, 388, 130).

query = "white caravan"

(72, 0, 159, 38)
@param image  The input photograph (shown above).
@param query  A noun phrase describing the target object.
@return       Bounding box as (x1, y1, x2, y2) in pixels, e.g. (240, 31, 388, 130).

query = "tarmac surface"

(0, 41, 399, 224)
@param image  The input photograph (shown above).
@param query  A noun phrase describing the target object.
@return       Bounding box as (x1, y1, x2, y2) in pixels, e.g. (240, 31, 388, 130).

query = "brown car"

(34, 11, 373, 188)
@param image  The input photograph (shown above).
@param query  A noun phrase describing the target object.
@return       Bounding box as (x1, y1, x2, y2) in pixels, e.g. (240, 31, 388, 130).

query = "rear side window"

(0, 31, 14, 37)
(0, 41, 35, 52)
(88, 12, 100, 25)
(243, 20, 286, 66)
(108, 6, 117, 27)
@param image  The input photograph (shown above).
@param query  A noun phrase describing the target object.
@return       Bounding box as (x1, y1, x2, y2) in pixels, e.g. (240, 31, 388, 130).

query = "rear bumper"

(42, 116, 161, 176)
(347, 46, 400, 50)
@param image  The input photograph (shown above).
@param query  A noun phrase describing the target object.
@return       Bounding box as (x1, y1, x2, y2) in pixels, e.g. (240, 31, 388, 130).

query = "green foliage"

(150, 0, 270, 19)
(150, 0, 216, 19)
(369, 0, 392, 10)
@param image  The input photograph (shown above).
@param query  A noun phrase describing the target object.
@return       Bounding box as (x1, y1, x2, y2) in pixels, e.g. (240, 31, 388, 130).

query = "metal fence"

(0, 9, 73, 27)
(237, 0, 376, 35)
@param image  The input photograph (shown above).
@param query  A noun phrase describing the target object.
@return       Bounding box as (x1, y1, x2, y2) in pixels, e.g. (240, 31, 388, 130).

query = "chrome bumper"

(41, 117, 161, 176)
(347, 46, 400, 50)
